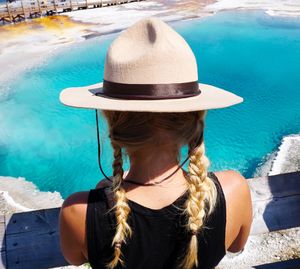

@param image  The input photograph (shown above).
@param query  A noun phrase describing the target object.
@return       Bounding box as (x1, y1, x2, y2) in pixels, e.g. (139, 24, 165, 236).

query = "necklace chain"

(122, 166, 188, 186)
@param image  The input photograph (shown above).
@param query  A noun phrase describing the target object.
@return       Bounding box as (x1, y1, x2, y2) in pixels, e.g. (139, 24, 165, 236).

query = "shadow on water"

(0, 208, 68, 269)
(243, 157, 263, 179)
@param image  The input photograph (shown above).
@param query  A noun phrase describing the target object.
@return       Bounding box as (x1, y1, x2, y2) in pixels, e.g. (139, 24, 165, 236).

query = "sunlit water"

(0, 11, 300, 198)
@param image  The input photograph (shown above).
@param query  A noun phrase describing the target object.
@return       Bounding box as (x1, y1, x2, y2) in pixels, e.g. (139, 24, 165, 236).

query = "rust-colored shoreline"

(0, 0, 218, 83)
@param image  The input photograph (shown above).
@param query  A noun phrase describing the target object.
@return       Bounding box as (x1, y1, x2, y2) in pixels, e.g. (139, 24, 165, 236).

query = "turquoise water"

(0, 11, 300, 198)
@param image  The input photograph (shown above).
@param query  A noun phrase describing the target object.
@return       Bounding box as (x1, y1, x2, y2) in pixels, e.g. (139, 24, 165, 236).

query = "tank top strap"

(86, 188, 115, 269)
(208, 171, 226, 209)
(201, 171, 227, 267)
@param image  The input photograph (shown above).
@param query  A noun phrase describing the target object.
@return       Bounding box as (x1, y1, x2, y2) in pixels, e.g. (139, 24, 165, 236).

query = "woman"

(59, 17, 252, 269)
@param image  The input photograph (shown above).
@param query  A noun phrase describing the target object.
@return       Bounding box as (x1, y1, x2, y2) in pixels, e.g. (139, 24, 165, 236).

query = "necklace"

(122, 166, 188, 186)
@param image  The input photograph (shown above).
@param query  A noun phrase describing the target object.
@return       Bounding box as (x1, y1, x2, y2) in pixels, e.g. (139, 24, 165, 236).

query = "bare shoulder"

(213, 170, 252, 252)
(214, 169, 251, 214)
(60, 191, 89, 221)
(59, 191, 89, 265)
(214, 170, 249, 197)
(62, 191, 90, 206)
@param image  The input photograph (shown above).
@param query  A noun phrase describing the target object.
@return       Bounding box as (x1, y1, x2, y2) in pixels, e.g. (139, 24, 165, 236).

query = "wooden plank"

(252, 258, 300, 269)
(249, 171, 300, 235)
(5, 208, 68, 269)
(6, 208, 59, 235)
(249, 171, 300, 201)
(251, 194, 300, 234)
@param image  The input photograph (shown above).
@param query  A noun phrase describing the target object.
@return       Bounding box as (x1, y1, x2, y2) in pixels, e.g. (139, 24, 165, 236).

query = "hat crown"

(104, 18, 198, 84)
(60, 18, 243, 112)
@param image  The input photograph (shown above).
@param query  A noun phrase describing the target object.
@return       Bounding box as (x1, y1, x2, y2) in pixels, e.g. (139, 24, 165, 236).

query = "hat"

(60, 17, 243, 112)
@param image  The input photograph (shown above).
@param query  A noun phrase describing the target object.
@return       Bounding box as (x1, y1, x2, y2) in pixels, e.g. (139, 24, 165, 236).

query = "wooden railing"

(0, 171, 299, 269)
(0, 0, 142, 24)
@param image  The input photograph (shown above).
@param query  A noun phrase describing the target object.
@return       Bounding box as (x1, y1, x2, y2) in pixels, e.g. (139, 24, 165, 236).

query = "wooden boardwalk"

(0, 171, 299, 269)
(0, 0, 142, 24)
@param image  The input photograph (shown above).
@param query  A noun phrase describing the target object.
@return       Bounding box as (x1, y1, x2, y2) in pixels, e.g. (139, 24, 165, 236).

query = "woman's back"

(60, 170, 252, 268)
(87, 172, 227, 269)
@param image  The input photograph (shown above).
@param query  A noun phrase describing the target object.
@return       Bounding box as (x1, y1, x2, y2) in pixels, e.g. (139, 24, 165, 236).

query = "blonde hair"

(181, 141, 217, 269)
(103, 111, 217, 269)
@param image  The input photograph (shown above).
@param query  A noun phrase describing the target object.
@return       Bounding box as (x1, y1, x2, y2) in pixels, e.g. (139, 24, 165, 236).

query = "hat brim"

(60, 83, 243, 112)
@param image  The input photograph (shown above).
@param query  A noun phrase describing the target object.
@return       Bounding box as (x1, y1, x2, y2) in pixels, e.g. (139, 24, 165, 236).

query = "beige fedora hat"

(60, 17, 243, 112)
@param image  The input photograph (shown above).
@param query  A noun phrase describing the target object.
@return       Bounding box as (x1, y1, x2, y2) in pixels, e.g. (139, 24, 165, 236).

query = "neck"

(124, 149, 186, 185)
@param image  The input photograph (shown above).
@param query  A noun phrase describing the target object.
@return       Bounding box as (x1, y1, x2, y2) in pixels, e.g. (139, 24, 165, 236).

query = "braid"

(107, 143, 132, 269)
(181, 141, 217, 269)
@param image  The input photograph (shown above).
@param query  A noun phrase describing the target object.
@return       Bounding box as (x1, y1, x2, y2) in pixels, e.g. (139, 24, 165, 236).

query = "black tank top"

(86, 172, 226, 269)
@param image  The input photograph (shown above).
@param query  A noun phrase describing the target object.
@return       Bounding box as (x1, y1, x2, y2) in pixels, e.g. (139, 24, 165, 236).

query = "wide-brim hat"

(60, 18, 243, 112)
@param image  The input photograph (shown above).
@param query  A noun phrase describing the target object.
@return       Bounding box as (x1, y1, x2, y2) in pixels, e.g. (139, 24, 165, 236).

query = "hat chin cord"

(95, 110, 203, 186)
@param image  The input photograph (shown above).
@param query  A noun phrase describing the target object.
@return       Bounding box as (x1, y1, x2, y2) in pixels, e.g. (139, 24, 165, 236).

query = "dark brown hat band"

(96, 80, 200, 100)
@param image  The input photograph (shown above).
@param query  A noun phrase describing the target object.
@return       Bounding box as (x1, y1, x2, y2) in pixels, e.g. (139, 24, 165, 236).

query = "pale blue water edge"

(0, 11, 300, 198)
